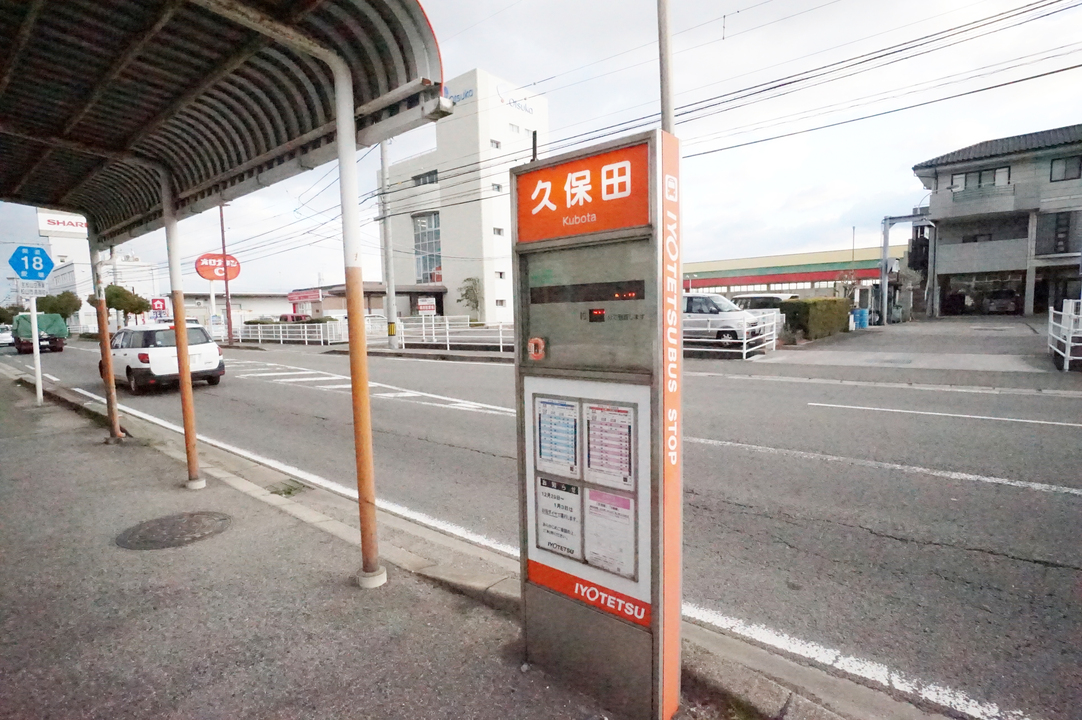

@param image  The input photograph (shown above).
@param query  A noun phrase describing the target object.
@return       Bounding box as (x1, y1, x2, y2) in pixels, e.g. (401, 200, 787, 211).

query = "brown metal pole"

(160, 167, 204, 490)
(345, 265, 381, 573)
(219, 201, 234, 345)
(89, 244, 123, 440)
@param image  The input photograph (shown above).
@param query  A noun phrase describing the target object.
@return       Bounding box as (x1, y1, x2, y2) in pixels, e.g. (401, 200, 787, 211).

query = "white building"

(37, 208, 164, 328)
(384, 68, 549, 323)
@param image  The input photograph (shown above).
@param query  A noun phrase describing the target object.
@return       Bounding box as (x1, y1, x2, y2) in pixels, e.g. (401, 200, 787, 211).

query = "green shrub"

(779, 297, 851, 340)
(244, 319, 274, 325)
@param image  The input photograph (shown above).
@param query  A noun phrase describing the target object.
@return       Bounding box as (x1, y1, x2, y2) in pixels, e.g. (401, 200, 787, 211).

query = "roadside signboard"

(151, 298, 168, 311)
(511, 130, 682, 720)
(8, 245, 54, 281)
(195, 253, 240, 281)
(417, 296, 437, 315)
(287, 289, 322, 303)
(17, 280, 48, 299)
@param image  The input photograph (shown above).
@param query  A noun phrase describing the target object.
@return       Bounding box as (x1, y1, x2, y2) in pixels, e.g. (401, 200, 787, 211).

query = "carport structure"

(0, 0, 449, 587)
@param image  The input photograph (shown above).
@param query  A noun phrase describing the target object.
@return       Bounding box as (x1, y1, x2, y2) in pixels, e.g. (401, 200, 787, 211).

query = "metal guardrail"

(228, 320, 352, 346)
(399, 315, 513, 351)
(683, 310, 779, 359)
(1048, 299, 1082, 372)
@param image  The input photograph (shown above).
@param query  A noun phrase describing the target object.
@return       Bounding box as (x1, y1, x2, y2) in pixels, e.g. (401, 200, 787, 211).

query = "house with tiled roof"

(912, 123, 1082, 316)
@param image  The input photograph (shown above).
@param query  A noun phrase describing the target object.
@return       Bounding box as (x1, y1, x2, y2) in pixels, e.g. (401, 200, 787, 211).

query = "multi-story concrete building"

(913, 124, 1082, 316)
(382, 68, 548, 323)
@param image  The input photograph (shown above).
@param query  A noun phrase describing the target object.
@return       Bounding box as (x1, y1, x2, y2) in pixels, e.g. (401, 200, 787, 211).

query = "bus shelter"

(0, 0, 449, 586)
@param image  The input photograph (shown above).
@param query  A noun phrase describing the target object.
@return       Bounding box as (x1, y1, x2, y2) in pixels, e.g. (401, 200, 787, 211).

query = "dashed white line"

(237, 370, 325, 378)
(44, 373, 59, 382)
(316, 383, 355, 389)
(686, 436, 1082, 497)
(688, 371, 1082, 399)
(65, 385, 1045, 720)
(275, 375, 345, 382)
(809, 402, 1082, 428)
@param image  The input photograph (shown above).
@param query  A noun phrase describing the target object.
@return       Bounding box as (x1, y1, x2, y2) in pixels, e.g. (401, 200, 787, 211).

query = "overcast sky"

(4, 0, 1082, 298)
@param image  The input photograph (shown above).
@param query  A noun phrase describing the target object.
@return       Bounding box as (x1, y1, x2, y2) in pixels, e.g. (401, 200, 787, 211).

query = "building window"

(496, 271, 506, 279)
(1050, 155, 1082, 182)
(412, 212, 441, 283)
(962, 233, 992, 243)
(495, 299, 506, 307)
(1054, 212, 1071, 253)
(490, 139, 501, 149)
(412, 170, 438, 186)
(951, 167, 1008, 191)
(492, 183, 503, 192)
(493, 227, 504, 235)
(509, 124, 519, 133)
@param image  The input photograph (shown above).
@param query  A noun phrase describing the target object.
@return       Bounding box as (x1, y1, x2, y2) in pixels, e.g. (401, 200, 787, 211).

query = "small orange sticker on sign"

(528, 337, 546, 360)
(517, 143, 650, 243)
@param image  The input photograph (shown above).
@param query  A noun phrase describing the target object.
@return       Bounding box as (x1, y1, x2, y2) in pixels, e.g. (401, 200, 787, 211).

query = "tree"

(103, 284, 151, 325)
(0, 304, 26, 325)
(37, 291, 83, 320)
(457, 277, 482, 321)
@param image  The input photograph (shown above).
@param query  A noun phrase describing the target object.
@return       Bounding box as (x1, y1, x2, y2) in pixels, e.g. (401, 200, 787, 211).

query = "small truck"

(12, 313, 69, 354)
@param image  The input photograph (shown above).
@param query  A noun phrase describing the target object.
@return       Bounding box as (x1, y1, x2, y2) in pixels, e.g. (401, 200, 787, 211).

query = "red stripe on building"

(687, 268, 879, 289)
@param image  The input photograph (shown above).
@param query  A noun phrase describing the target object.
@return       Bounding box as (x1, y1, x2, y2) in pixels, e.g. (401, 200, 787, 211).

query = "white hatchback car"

(0, 324, 13, 349)
(683, 293, 763, 342)
(101, 323, 224, 394)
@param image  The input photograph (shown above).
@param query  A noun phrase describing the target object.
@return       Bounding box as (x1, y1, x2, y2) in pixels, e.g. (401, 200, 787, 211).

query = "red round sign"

(195, 253, 240, 281)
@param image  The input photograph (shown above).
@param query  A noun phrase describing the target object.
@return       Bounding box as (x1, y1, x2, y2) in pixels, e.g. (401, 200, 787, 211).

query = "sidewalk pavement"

(0, 378, 612, 720)
(0, 370, 954, 720)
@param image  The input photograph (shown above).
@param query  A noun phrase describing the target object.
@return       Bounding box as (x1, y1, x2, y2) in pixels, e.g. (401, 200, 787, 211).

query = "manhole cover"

(115, 512, 231, 550)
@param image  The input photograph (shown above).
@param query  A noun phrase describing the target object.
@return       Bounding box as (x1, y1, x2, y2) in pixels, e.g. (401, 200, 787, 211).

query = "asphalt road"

(3, 337, 1081, 720)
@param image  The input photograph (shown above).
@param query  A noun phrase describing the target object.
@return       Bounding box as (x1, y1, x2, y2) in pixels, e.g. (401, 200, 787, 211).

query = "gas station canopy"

(0, 0, 445, 247)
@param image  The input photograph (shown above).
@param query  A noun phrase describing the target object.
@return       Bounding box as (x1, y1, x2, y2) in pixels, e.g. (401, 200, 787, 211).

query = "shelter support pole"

(880, 218, 890, 326)
(90, 241, 124, 439)
(333, 58, 386, 588)
(160, 169, 204, 490)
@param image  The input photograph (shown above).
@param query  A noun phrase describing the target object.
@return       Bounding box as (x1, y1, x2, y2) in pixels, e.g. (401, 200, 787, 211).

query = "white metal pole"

(30, 295, 42, 406)
(208, 280, 216, 336)
(880, 218, 890, 326)
(657, 0, 675, 133)
(379, 140, 399, 348)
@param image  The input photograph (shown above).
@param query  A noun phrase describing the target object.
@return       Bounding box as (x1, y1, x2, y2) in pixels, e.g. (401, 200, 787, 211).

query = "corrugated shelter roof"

(0, 0, 444, 246)
(913, 123, 1082, 170)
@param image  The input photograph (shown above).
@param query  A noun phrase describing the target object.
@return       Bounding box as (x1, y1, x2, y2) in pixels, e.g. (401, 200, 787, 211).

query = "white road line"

(809, 402, 1082, 428)
(44, 373, 59, 382)
(66, 385, 1042, 720)
(65, 345, 98, 353)
(316, 383, 355, 389)
(237, 371, 325, 378)
(373, 391, 421, 398)
(686, 437, 1082, 497)
(275, 375, 345, 382)
(24, 364, 34, 370)
(687, 371, 1082, 399)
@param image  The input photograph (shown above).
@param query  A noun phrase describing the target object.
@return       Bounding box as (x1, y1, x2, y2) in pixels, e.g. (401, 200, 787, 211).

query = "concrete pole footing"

(185, 478, 207, 490)
(354, 566, 388, 589)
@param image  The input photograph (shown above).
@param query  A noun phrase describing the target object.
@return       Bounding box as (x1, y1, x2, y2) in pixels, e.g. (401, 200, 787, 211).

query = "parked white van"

(683, 293, 763, 342)
(731, 293, 799, 310)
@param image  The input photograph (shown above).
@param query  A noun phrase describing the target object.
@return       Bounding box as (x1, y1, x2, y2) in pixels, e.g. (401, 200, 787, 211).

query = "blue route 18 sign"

(8, 245, 55, 281)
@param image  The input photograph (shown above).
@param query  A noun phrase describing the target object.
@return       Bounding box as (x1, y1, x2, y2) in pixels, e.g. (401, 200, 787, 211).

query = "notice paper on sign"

(536, 477, 582, 559)
(584, 403, 635, 490)
(585, 489, 636, 579)
(536, 398, 579, 477)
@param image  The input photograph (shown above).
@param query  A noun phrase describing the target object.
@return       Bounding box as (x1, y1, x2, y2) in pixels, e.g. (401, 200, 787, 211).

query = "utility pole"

(219, 200, 234, 345)
(657, 0, 675, 133)
(379, 140, 399, 348)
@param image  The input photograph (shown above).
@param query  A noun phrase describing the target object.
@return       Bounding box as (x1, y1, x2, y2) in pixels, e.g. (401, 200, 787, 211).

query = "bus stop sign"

(512, 130, 682, 720)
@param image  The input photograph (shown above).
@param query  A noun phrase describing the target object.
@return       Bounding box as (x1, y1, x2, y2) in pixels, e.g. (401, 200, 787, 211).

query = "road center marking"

(808, 402, 1082, 428)
(686, 437, 1082, 497)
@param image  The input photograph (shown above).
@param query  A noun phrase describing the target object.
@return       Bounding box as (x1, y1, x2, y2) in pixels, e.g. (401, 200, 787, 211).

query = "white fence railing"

(1048, 299, 1082, 372)
(683, 311, 778, 359)
(231, 320, 351, 345)
(399, 315, 513, 351)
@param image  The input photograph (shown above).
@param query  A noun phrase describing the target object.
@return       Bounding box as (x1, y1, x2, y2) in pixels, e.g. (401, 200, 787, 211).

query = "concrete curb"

(360, 348, 514, 363)
(9, 371, 952, 720)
